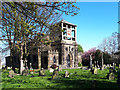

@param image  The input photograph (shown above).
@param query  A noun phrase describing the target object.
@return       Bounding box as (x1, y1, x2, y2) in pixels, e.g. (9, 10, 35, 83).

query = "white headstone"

(50, 68, 54, 72)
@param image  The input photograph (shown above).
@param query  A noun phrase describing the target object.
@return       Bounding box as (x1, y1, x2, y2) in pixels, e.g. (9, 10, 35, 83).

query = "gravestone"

(107, 70, 115, 80)
(109, 64, 112, 67)
(94, 61, 97, 67)
(82, 67, 88, 70)
(92, 67, 97, 74)
(7, 67, 12, 69)
(39, 68, 45, 76)
(8, 70, 15, 78)
(65, 71, 69, 78)
(52, 70, 58, 80)
(108, 73, 115, 80)
(119, 64, 120, 68)
(113, 63, 115, 70)
(22, 69, 29, 76)
(58, 65, 62, 71)
(49, 68, 54, 72)
(107, 64, 109, 67)
(90, 55, 92, 71)
(30, 63, 33, 70)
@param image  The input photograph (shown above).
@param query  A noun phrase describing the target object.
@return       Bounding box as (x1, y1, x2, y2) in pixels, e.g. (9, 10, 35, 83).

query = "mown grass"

(1, 67, 120, 89)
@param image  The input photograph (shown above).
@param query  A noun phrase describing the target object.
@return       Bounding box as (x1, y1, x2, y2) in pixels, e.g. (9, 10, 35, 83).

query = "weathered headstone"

(8, 70, 15, 78)
(22, 69, 29, 76)
(50, 68, 54, 72)
(82, 67, 88, 70)
(109, 64, 111, 67)
(52, 70, 58, 79)
(92, 67, 97, 74)
(39, 68, 45, 76)
(7, 67, 12, 69)
(108, 73, 115, 80)
(90, 55, 92, 71)
(94, 61, 97, 67)
(113, 63, 115, 70)
(30, 63, 33, 70)
(65, 71, 69, 78)
(107, 64, 109, 67)
(107, 70, 115, 80)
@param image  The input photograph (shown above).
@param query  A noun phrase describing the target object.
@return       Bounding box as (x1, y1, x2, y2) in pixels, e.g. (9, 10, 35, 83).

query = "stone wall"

(48, 50, 59, 69)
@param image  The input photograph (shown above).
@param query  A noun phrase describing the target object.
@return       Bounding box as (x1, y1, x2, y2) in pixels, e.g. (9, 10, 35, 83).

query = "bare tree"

(1, 2, 80, 72)
(98, 32, 118, 63)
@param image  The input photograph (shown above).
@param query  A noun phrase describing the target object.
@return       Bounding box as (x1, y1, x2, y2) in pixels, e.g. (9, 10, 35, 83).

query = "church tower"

(51, 20, 78, 68)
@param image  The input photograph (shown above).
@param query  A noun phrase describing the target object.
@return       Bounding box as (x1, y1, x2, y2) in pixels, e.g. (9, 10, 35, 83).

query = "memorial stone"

(22, 69, 29, 76)
(107, 70, 115, 80)
(8, 70, 15, 78)
(92, 67, 97, 74)
(39, 68, 45, 76)
(52, 70, 58, 79)
(50, 68, 54, 72)
(65, 71, 69, 78)
(90, 55, 92, 71)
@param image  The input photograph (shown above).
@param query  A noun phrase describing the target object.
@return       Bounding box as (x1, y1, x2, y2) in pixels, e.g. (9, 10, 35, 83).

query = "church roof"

(58, 19, 77, 27)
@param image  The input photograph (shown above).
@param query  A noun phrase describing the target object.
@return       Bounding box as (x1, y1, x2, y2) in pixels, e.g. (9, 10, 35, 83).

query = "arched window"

(67, 55, 70, 67)
(53, 56, 56, 63)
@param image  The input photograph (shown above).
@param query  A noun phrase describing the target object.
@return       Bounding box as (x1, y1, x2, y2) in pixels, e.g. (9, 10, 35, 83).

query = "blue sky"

(62, 2, 118, 52)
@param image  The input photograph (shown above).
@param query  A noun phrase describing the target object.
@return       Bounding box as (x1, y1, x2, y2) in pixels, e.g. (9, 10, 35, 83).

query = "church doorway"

(41, 56, 48, 69)
(67, 54, 70, 67)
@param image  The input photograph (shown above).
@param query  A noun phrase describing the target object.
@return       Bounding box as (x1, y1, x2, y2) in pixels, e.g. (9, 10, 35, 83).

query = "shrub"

(78, 62, 82, 67)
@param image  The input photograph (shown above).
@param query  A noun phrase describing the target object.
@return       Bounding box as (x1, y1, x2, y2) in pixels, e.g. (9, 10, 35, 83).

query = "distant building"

(6, 20, 80, 69)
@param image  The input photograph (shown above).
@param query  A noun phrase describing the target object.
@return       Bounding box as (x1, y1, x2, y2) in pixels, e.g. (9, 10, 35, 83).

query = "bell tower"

(61, 20, 77, 42)
(60, 20, 78, 68)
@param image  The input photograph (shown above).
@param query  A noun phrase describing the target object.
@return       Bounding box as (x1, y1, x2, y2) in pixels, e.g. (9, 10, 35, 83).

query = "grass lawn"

(1, 67, 120, 89)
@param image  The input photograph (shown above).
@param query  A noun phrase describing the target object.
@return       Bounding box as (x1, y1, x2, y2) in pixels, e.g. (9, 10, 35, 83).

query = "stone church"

(6, 20, 81, 69)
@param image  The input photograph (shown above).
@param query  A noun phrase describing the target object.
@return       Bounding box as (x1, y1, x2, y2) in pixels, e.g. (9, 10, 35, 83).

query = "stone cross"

(30, 63, 33, 70)
(20, 60, 25, 74)
(100, 52, 104, 70)
(113, 62, 115, 69)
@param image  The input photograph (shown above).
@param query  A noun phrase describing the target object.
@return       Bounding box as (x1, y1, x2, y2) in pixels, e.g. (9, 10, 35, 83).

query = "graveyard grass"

(2, 67, 120, 88)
